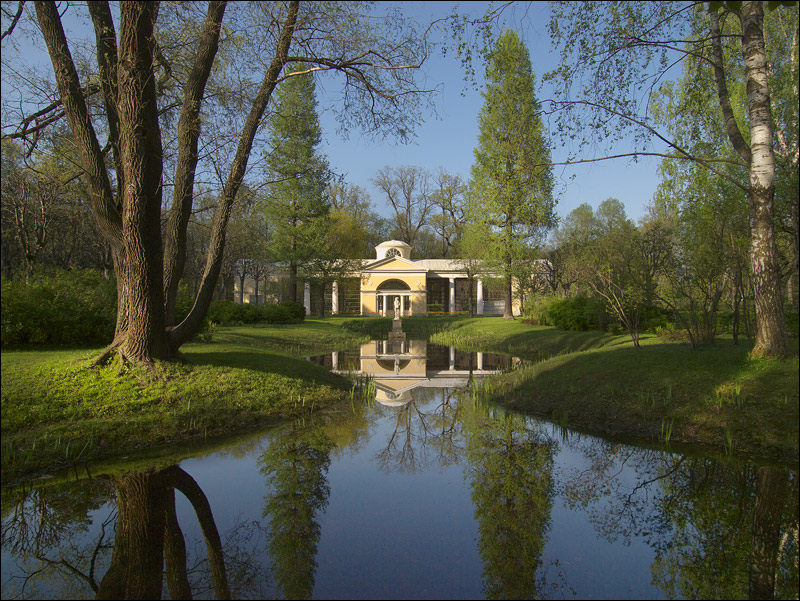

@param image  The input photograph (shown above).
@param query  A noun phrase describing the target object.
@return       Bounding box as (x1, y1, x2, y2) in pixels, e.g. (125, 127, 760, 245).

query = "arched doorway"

(376, 279, 412, 317)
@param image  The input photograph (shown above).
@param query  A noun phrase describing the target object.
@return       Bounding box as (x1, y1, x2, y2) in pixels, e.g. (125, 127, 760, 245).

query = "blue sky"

(317, 1, 666, 227)
(2, 1, 667, 228)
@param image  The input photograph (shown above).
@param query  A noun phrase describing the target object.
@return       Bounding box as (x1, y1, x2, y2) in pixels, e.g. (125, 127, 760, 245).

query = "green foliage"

(468, 29, 555, 313)
(259, 422, 333, 599)
(1, 270, 116, 347)
(263, 64, 331, 281)
(546, 294, 610, 332)
(205, 300, 305, 326)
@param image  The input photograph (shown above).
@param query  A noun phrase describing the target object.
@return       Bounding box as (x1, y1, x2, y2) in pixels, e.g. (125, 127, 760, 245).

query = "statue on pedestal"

(394, 296, 400, 320)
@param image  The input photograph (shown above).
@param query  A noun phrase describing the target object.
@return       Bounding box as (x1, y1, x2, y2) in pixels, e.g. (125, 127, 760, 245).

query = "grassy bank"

(429, 319, 799, 464)
(1, 319, 367, 483)
(2, 316, 797, 483)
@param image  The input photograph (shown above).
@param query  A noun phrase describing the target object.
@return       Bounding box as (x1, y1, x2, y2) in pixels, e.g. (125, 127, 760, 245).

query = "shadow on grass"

(180, 346, 350, 387)
(488, 338, 799, 463)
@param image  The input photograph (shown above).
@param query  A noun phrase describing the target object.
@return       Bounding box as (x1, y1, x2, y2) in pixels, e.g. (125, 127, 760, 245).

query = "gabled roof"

(363, 255, 428, 271)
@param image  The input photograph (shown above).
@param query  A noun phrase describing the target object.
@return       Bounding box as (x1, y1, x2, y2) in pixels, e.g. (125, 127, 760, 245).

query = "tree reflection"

(375, 388, 469, 474)
(259, 421, 334, 600)
(2, 465, 233, 600)
(560, 437, 799, 600)
(462, 405, 557, 600)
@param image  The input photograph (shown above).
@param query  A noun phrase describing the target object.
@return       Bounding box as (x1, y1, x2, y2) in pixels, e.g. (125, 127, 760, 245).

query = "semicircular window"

(376, 359, 411, 372)
(386, 248, 401, 258)
(377, 279, 411, 291)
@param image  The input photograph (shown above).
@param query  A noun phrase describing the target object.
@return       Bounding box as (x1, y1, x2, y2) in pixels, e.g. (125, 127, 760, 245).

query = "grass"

(436, 319, 798, 464)
(2, 315, 797, 483)
(1, 319, 367, 484)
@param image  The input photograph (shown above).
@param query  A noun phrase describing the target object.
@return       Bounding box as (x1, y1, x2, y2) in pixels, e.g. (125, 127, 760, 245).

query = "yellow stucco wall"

(360, 263, 428, 316)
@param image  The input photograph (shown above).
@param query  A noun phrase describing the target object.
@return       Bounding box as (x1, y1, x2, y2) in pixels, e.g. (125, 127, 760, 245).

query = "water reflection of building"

(310, 340, 517, 406)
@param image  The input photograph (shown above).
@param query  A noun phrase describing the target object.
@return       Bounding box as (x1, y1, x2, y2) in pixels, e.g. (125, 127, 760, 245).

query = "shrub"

(1, 269, 117, 347)
(546, 294, 609, 331)
(641, 305, 672, 332)
(521, 293, 559, 326)
(205, 300, 305, 326)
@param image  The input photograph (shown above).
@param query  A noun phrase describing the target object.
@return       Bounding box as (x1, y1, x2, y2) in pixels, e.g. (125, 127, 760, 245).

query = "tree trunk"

(289, 261, 298, 303)
(748, 466, 789, 600)
(169, 1, 299, 349)
(710, 2, 790, 359)
(163, 488, 192, 600)
(117, 2, 170, 363)
(96, 470, 168, 600)
(163, 1, 227, 327)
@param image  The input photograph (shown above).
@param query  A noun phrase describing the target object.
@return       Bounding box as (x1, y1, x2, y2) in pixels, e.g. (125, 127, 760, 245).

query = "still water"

(1, 341, 797, 600)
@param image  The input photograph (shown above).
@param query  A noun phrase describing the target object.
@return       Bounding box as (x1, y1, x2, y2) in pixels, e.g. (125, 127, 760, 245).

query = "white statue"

(394, 296, 400, 319)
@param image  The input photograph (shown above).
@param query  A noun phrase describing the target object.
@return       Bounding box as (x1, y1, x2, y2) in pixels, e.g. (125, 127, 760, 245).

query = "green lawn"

(1, 319, 368, 483)
(2, 316, 797, 483)
(428, 319, 799, 463)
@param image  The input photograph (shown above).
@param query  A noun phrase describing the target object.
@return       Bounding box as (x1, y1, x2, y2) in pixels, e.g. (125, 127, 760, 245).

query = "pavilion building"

(235, 239, 521, 316)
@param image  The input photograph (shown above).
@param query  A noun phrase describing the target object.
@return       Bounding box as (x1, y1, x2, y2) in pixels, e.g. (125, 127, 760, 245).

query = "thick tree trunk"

(740, 1, 791, 358)
(96, 470, 168, 600)
(117, 2, 170, 364)
(96, 466, 229, 600)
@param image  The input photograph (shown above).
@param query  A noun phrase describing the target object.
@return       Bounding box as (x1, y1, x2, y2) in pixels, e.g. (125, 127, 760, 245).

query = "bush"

(521, 293, 559, 326)
(641, 305, 672, 332)
(1, 269, 117, 347)
(546, 294, 609, 331)
(205, 300, 305, 326)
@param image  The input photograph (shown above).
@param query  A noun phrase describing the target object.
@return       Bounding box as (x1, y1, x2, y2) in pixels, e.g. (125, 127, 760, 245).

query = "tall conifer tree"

(469, 29, 555, 318)
(264, 65, 330, 303)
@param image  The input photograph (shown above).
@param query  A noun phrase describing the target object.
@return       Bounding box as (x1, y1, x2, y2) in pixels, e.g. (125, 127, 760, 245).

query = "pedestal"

(387, 318, 406, 343)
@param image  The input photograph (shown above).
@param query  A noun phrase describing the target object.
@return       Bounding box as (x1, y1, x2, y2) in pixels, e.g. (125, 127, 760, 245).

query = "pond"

(1, 341, 798, 600)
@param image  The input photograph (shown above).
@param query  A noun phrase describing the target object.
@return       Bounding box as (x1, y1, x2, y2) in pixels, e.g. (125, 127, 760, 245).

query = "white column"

(303, 282, 311, 315)
(449, 346, 456, 370)
(360, 291, 363, 315)
(449, 278, 456, 313)
(477, 279, 484, 315)
(332, 352, 339, 371)
(477, 352, 484, 371)
(332, 281, 339, 314)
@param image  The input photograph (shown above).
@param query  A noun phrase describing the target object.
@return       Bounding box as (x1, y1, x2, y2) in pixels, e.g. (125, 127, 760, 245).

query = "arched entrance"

(376, 279, 412, 317)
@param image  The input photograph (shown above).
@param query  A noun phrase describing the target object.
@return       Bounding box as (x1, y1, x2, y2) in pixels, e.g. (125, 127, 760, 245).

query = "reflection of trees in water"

(1, 465, 261, 600)
(560, 437, 799, 599)
(259, 422, 334, 600)
(462, 406, 558, 600)
(376, 387, 467, 474)
(2, 477, 113, 560)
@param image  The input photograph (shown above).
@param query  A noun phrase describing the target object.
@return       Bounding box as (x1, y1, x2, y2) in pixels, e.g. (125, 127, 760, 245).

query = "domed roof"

(374, 240, 412, 260)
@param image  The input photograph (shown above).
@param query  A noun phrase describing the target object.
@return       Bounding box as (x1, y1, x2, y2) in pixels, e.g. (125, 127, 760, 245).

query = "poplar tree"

(264, 65, 331, 303)
(469, 29, 555, 319)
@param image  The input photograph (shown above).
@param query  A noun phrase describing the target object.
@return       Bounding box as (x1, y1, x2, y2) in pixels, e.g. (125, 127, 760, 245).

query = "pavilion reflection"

(310, 340, 519, 406)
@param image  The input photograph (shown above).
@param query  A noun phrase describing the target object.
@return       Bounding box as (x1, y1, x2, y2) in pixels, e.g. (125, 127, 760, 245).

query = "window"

(386, 248, 401, 258)
(377, 279, 410, 291)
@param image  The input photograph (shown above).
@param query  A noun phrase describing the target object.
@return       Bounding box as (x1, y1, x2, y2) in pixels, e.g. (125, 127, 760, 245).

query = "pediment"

(363, 256, 427, 272)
